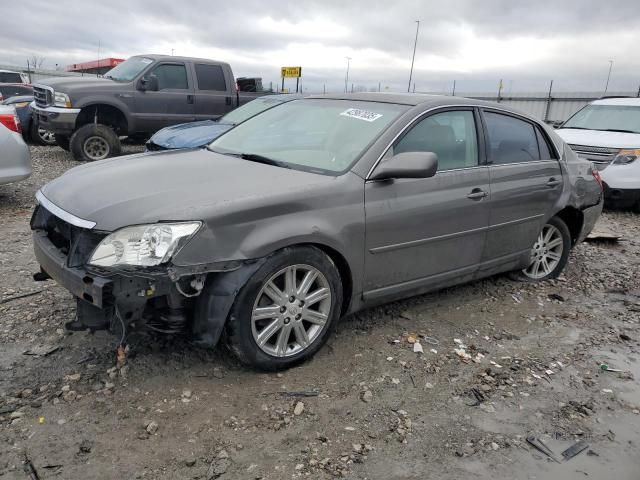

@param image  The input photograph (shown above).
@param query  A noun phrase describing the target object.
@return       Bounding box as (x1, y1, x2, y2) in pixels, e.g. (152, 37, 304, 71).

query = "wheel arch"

(75, 103, 129, 135)
(553, 206, 584, 246)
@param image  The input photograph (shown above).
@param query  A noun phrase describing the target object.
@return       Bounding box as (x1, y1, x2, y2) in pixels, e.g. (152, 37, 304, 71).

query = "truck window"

(195, 64, 227, 91)
(152, 64, 188, 90)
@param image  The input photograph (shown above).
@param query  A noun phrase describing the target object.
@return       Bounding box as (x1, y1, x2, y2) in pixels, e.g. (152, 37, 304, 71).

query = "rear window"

(0, 85, 32, 99)
(195, 64, 227, 91)
(0, 72, 24, 83)
(484, 112, 540, 164)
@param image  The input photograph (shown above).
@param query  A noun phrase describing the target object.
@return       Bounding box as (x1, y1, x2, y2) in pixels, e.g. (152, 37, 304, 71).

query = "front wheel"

(511, 216, 571, 282)
(29, 122, 57, 146)
(225, 246, 343, 371)
(69, 124, 121, 162)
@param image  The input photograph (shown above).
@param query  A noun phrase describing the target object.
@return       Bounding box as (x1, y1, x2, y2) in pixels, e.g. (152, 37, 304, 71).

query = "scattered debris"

(22, 345, 61, 357)
(78, 440, 93, 455)
(0, 290, 44, 305)
(561, 440, 589, 461)
(145, 420, 159, 435)
(293, 401, 305, 416)
(619, 333, 632, 341)
(413, 342, 423, 354)
(22, 452, 40, 480)
(548, 293, 565, 302)
(361, 390, 373, 403)
(599, 363, 622, 373)
(586, 227, 620, 242)
(526, 436, 561, 463)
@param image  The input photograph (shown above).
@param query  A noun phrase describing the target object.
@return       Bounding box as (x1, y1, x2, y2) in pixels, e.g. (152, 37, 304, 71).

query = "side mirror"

(139, 74, 159, 92)
(369, 151, 438, 181)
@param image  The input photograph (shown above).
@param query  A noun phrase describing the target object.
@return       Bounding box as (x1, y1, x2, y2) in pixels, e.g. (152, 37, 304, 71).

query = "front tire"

(225, 246, 343, 371)
(511, 216, 571, 282)
(69, 124, 121, 162)
(29, 122, 56, 146)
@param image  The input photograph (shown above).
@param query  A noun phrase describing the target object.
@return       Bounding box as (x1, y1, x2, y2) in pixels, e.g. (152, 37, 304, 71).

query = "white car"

(556, 97, 640, 211)
(0, 69, 29, 84)
(0, 105, 32, 185)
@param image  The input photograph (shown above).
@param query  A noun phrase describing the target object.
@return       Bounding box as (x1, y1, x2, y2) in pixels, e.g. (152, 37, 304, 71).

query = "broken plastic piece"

(526, 436, 561, 463)
(561, 440, 589, 460)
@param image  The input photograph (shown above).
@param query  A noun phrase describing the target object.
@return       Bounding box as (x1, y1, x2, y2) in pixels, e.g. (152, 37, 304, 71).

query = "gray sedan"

(0, 105, 32, 186)
(32, 94, 602, 370)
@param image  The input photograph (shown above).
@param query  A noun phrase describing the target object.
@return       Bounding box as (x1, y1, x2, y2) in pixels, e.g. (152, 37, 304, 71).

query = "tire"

(225, 246, 343, 371)
(510, 216, 571, 282)
(55, 135, 70, 151)
(29, 122, 56, 146)
(69, 124, 121, 162)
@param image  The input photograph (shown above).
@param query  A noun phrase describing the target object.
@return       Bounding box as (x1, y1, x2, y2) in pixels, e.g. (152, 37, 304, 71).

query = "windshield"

(563, 104, 640, 133)
(210, 99, 407, 174)
(221, 96, 294, 124)
(104, 57, 153, 82)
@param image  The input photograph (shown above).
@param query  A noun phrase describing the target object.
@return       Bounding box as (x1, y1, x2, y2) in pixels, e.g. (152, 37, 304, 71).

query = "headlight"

(89, 222, 201, 267)
(611, 149, 640, 165)
(53, 91, 72, 108)
(13, 102, 31, 108)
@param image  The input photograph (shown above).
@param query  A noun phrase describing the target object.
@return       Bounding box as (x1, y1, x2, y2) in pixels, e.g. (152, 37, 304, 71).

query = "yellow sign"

(281, 66, 302, 78)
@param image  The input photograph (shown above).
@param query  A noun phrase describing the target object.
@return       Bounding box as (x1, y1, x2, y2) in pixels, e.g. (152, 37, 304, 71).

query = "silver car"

(32, 94, 603, 370)
(0, 105, 32, 185)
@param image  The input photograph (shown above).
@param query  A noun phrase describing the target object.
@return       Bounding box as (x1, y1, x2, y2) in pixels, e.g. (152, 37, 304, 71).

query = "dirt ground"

(1, 146, 639, 480)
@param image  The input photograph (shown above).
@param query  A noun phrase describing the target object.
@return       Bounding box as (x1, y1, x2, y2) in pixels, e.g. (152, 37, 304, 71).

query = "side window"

(393, 110, 478, 171)
(535, 127, 556, 159)
(484, 112, 540, 164)
(195, 64, 227, 91)
(151, 64, 188, 90)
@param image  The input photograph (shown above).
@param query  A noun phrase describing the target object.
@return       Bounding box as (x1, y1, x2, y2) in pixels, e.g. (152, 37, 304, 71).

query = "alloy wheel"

(251, 264, 332, 357)
(83, 136, 110, 160)
(522, 224, 564, 279)
(38, 128, 56, 145)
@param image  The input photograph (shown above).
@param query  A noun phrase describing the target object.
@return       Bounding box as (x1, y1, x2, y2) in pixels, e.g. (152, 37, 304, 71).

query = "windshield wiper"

(237, 153, 290, 168)
(206, 147, 290, 168)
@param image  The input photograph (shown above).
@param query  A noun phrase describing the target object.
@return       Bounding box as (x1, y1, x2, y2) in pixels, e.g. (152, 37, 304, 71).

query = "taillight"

(0, 111, 21, 134)
(591, 167, 603, 190)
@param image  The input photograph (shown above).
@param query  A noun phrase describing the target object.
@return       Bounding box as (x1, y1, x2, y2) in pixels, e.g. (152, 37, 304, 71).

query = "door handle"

(466, 188, 488, 200)
(187, 95, 194, 104)
(546, 177, 561, 187)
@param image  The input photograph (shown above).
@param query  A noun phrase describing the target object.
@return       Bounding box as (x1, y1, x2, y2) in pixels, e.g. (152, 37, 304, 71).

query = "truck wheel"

(510, 216, 571, 282)
(29, 122, 56, 146)
(70, 124, 121, 162)
(55, 135, 70, 151)
(225, 246, 343, 371)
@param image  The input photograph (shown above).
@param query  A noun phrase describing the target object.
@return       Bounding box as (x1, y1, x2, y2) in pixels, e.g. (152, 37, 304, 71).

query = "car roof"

(132, 54, 231, 67)
(591, 97, 640, 106)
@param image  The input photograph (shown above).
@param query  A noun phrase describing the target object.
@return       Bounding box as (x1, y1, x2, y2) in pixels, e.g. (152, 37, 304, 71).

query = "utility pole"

(407, 20, 420, 93)
(604, 60, 613, 95)
(452, 80, 456, 96)
(544, 80, 554, 122)
(344, 57, 352, 93)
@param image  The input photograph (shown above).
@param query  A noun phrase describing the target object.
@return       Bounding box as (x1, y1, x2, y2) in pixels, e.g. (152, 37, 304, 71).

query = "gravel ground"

(1, 146, 639, 479)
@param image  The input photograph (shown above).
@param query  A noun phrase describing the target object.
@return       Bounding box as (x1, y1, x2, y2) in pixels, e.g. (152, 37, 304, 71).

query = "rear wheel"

(29, 122, 56, 146)
(511, 216, 571, 282)
(70, 124, 121, 162)
(225, 246, 343, 371)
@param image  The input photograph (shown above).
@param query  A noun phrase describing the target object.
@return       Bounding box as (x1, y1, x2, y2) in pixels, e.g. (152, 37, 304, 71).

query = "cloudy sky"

(2, 0, 640, 93)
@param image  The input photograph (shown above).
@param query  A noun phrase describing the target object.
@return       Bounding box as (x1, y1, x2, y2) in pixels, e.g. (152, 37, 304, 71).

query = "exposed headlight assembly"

(53, 91, 72, 108)
(89, 222, 201, 268)
(611, 148, 640, 165)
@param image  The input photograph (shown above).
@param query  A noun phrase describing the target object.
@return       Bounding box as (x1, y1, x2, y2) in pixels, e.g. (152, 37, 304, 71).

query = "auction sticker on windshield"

(340, 108, 383, 122)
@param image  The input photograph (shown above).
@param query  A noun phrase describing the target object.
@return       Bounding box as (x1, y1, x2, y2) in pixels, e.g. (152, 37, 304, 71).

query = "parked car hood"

(556, 128, 640, 149)
(35, 76, 122, 94)
(40, 148, 340, 231)
(148, 120, 233, 149)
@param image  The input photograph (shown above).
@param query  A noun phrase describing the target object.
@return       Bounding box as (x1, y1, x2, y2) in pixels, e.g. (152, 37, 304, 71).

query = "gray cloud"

(2, 0, 640, 93)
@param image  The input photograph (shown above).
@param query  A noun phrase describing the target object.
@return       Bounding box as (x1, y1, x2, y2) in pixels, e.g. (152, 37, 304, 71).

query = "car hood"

(35, 76, 122, 93)
(556, 128, 640, 149)
(148, 120, 233, 149)
(40, 148, 339, 231)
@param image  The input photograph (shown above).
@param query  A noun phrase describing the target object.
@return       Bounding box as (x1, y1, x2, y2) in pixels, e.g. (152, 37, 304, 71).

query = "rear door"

(480, 109, 563, 268)
(192, 63, 232, 120)
(363, 108, 491, 302)
(134, 61, 195, 131)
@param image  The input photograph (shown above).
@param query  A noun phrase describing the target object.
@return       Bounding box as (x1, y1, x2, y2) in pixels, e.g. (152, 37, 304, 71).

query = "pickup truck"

(31, 55, 268, 161)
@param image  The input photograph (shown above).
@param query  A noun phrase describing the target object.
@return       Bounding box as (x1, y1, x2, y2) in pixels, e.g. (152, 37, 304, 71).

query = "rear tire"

(70, 124, 121, 162)
(29, 122, 56, 146)
(225, 246, 343, 371)
(510, 216, 571, 282)
(55, 134, 70, 151)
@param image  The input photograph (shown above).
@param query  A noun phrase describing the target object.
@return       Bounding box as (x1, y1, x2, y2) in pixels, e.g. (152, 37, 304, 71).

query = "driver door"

(363, 108, 491, 302)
